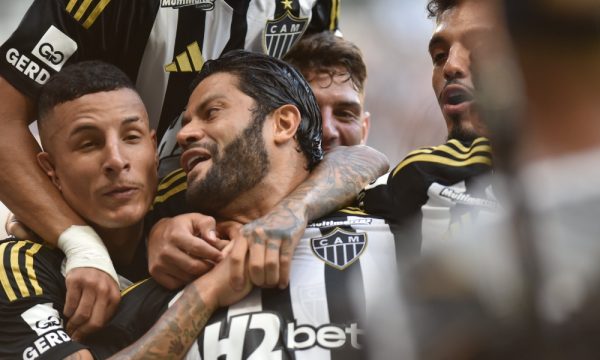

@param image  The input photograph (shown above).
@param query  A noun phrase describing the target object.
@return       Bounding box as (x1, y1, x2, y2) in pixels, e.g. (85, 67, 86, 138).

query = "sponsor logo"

(309, 218, 373, 228)
(311, 227, 367, 270)
(203, 312, 363, 359)
(21, 303, 63, 336)
(263, 11, 308, 58)
(6, 48, 51, 84)
(23, 330, 71, 360)
(161, 0, 215, 10)
(164, 41, 204, 72)
(436, 185, 497, 209)
(32, 26, 77, 71)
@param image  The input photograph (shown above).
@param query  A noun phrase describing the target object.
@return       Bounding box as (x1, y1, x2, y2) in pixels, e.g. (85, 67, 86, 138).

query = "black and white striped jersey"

(0, 0, 339, 176)
(87, 210, 411, 360)
(359, 137, 496, 251)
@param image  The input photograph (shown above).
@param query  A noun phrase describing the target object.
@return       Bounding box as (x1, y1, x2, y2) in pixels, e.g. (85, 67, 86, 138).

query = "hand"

(64, 267, 121, 341)
(148, 214, 226, 289)
(229, 203, 307, 290)
(198, 239, 253, 308)
(5, 212, 37, 240)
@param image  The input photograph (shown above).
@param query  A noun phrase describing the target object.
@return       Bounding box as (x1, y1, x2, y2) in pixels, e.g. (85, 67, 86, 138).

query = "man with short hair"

(360, 0, 496, 252)
(0, 60, 250, 359)
(87, 50, 403, 359)
(284, 31, 370, 151)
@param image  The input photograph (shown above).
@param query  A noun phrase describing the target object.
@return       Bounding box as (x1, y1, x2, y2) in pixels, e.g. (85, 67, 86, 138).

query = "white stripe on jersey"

(299, 0, 318, 18)
(351, 218, 398, 322)
(244, 0, 277, 52)
(202, 0, 233, 60)
(289, 227, 330, 360)
(227, 288, 262, 320)
(136, 7, 179, 130)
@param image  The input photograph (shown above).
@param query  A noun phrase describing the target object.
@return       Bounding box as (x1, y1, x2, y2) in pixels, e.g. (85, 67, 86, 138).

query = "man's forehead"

(434, 0, 498, 33)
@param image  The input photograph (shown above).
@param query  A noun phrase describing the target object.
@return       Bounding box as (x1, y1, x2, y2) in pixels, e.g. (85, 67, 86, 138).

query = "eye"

(123, 132, 142, 143)
(206, 107, 220, 120)
(335, 110, 360, 123)
(78, 140, 97, 151)
(431, 50, 448, 65)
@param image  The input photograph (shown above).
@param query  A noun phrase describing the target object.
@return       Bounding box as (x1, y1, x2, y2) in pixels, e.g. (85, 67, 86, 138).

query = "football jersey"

(0, 237, 149, 360)
(87, 210, 412, 360)
(0, 0, 339, 177)
(360, 137, 496, 251)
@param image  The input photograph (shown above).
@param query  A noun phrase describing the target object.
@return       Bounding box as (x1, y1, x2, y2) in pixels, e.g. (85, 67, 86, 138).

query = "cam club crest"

(311, 228, 367, 270)
(263, 11, 308, 59)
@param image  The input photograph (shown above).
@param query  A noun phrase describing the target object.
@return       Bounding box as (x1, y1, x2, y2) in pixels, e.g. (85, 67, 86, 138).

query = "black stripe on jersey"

(197, 306, 229, 359)
(320, 225, 366, 360)
(221, 0, 252, 54)
(157, 8, 207, 140)
(65, 0, 113, 29)
(261, 288, 294, 359)
(0, 240, 44, 302)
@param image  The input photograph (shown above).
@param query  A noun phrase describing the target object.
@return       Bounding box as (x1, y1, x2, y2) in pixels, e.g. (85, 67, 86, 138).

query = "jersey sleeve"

(146, 167, 191, 229)
(0, 239, 88, 359)
(0, 0, 156, 100)
(361, 138, 493, 224)
(86, 278, 178, 359)
(307, 0, 340, 34)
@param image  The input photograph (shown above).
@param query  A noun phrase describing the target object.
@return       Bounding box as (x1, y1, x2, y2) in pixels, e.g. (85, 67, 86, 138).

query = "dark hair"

(38, 60, 135, 121)
(427, 0, 459, 20)
(283, 31, 367, 94)
(190, 50, 323, 170)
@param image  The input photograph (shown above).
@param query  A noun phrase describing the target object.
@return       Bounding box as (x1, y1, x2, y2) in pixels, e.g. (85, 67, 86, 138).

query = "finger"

(248, 228, 268, 286)
(177, 233, 223, 263)
(73, 293, 110, 340)
(165, 249, 216, 279)
(278, 240, 293, 289)
(63, 281, 83, 318)
(153, 270, 189, 290)
(264, 240, 281, 287)
(190, 213, 217, 243)
(229, 236, 248, 290)
(66, 290, 96, 335)
(214, 239, 231, 251)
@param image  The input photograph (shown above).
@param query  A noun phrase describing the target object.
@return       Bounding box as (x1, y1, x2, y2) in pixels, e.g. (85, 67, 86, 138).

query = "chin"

(96, 208, 147, 229)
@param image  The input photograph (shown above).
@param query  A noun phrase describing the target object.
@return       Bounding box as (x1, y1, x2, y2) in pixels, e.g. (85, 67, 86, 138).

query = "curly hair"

(427, 0, 460, 20)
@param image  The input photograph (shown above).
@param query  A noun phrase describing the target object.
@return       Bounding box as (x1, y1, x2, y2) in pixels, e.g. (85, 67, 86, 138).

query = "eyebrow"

(183, 94, 227, 124)
(69, 116, 142, 137)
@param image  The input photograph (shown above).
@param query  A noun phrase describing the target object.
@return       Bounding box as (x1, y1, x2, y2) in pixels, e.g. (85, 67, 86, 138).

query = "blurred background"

(0, 0, 445, 236)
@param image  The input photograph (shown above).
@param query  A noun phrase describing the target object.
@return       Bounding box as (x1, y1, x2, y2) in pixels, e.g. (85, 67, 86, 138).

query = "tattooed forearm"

(109, 282, 215, 360)
(284, 145, 389, 221)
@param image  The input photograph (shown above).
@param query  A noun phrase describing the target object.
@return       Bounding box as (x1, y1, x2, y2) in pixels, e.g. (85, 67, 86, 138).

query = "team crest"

(263, 11, 308, 59)
(311, 228, 367, 270)
(160, 0, 215, 10)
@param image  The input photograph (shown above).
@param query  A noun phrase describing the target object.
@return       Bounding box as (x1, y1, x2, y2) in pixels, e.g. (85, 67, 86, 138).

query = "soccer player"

(85, 50, 404, 360)
(147, 31, 378, 289)
(0, 0, 347, 335)
(360, 0, 497, 252)
(284, 31, 370, 151)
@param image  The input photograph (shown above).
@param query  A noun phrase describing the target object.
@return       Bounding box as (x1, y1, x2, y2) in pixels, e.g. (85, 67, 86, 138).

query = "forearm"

(0, 77, 86, 245)
(285, 145, 389, 221)
(108, 280, 216, 360)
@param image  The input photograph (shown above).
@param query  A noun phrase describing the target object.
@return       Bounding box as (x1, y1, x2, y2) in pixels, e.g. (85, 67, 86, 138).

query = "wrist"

(192, 275, 219, 310)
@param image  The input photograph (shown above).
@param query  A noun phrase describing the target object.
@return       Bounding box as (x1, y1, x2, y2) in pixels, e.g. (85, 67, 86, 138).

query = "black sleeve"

(0, 239, 89, 359)
(145, 167, 191, 230)
(86, 278, 179, 359)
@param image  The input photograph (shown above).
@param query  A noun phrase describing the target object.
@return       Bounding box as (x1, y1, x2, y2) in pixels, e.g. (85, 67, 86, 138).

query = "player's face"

(178, 72, 269, 214)
(40, 89, 158, 229)
(307, 69, 370, 151)
(429, 0, 496, 141)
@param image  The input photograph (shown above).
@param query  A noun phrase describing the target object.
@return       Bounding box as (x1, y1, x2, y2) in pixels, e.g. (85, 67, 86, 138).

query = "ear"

(37, 152, 61, 191)
(360, 111, 371, 145)
(272, 104, 302, 145)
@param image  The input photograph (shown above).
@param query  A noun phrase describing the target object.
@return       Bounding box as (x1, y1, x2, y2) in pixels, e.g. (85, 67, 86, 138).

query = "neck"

(215, 153, 309, 224)
(94, 221, 144, 268)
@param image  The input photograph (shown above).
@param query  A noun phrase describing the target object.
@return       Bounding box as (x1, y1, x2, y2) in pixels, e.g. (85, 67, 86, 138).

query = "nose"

(443, 44, 470, 81)
(321, 108, 339, 150)
(102, 140, 130, 177)
(177, 119, 205, 150)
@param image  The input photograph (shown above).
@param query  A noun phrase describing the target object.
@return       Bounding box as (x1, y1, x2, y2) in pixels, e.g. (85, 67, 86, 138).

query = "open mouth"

(443, 87, 474, 106)
(181, 149, 212, 173)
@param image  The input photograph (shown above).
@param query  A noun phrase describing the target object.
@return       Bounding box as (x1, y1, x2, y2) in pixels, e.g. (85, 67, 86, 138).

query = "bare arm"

(233, 145, 389, 289)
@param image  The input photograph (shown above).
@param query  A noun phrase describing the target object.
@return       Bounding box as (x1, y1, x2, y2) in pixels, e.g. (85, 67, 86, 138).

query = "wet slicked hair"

(427, 0, 460, 20)
(190, 50, 323, 170)
(38, 60, 135, 121)
(283, 31, 367, 94)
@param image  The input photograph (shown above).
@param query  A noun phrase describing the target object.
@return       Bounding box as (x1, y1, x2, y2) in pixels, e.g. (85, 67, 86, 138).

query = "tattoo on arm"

(284, 145, 389, 221)
(108, 283, 215, 360)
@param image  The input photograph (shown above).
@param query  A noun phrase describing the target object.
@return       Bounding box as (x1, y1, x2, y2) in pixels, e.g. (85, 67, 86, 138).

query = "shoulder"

(0, 238, 64, 304)
(147, 168, 189, 227)
(391, 137, 492, 179)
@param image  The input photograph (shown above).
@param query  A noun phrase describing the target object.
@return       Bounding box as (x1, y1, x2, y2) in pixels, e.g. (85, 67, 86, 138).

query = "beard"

(185, 114, 269, 215)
